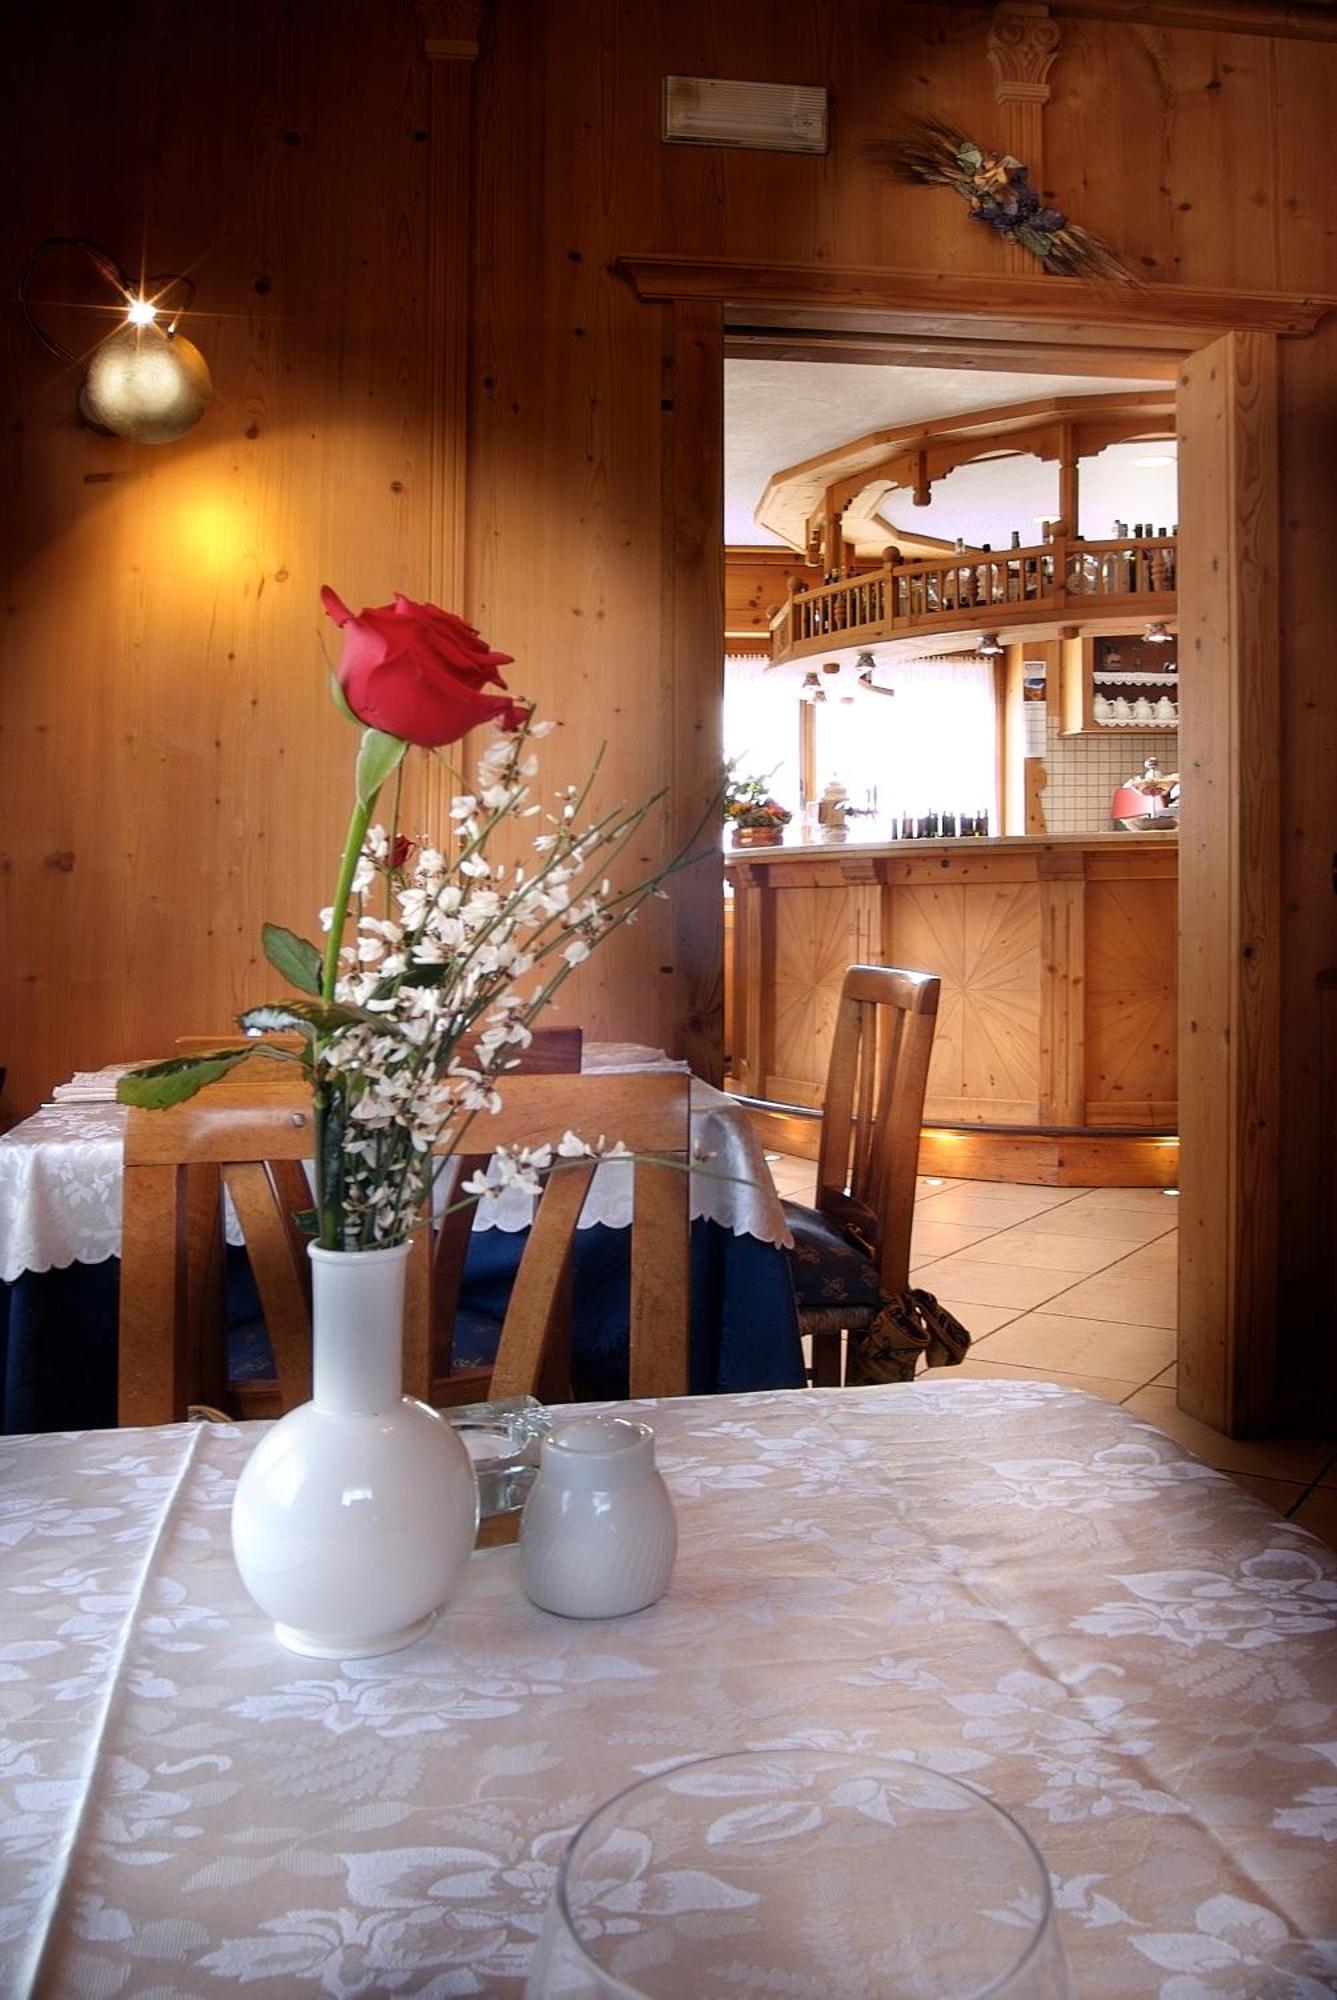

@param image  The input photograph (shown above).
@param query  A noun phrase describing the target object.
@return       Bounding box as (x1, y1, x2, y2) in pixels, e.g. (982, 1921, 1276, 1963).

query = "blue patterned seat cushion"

(781, 1199, 883, 1310)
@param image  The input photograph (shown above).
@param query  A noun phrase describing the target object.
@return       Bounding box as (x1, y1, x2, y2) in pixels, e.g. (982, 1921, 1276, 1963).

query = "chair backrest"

(416, 1070, 691, 1408)
(816, 965, 940, 1298)
(172, 1024, 584, 1073)
(119, 1061, 689, 1425)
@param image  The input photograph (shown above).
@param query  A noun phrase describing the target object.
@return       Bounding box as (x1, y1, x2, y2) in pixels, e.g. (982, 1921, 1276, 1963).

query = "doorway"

(642, 273, 1282, 1436)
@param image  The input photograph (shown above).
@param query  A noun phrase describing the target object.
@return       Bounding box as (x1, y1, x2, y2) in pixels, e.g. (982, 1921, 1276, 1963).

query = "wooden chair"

(410, 1069, 691, 1409)
(119, 1063, 690, 1425)
(782, 965, 941, 1386)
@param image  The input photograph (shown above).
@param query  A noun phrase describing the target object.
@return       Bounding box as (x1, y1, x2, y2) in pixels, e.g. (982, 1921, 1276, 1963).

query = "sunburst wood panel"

(770, 885, 879, 1102)
(1085, 874, 1178, 1124)
(885, 882, 1041, 1124)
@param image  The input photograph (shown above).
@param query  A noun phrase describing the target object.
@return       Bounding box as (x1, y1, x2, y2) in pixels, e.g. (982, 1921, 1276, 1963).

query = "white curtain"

(814, 655, 998, 833)
(722, 655, 802, 817)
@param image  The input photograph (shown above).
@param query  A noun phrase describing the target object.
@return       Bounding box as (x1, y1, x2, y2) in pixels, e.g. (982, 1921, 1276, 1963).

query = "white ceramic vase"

(231, 1240, 478, 1659)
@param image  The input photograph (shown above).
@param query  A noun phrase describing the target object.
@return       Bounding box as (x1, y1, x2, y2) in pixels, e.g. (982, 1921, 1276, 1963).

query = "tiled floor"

(766, 1155, 1337, 1551)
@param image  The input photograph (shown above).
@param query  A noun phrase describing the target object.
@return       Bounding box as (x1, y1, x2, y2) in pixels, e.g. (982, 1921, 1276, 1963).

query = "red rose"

(321, 586, 527, 747)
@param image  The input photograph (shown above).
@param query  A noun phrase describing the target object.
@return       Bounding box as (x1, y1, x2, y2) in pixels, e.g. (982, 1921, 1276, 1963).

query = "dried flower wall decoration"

(875, 117, 1133, 284)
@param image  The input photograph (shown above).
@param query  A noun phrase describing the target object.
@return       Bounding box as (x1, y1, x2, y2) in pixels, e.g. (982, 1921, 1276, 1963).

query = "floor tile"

(1292, 1487, 1337, 1551)
(910, 1219, 1005, 1261)
(982, 1311, 1175, 1385)
(932, 1298, 1027, 1337)
(909, 1257, 1077, 1310)
(911, 1190, 1082, 1227)
(972, 1227, 1132, 1276)
(1061, 1188, 1183, 1217)
(1121, 1386, 1336, 1483)
(936, 1356, 1130, 1403)
(934, 1181, 1086, 1209)
(1018, 1205, 1177, 1244)
(1223, 1472, 1308, 1513)
(1038, 1265, 1177, 1329)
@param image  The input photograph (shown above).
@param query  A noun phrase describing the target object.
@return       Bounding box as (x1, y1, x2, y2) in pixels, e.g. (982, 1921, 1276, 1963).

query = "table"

(0, 1047, 805, 1427)
(2, 1382, 1335, 1996)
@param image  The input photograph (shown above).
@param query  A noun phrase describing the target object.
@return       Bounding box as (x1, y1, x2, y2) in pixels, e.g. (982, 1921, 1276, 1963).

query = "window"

(722, 655, 801, 818)
(814, 654, 998, 834)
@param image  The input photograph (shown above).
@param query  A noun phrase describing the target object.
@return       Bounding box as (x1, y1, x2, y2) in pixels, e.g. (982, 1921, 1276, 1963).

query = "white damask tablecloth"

(0, 1044, 790, 1282)
(2, 1380, 1336, 1997)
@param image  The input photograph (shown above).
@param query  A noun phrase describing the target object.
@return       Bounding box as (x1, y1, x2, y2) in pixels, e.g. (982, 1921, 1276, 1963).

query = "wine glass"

(525, 1747, 1071, 1998)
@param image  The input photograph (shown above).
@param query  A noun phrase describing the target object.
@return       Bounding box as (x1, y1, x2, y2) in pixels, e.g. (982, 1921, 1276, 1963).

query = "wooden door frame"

(629, 254, 1334, 1438)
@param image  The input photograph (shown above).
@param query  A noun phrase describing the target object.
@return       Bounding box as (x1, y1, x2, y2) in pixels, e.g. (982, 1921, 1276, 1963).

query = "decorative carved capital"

(987, 2, 1061, 106)
(417, 0, 482, 61)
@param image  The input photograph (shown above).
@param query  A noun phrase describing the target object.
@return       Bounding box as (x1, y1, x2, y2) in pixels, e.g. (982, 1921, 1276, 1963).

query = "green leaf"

(1015, 225, 1053, 258)
(355, 727, 409, 810)
(261, 922, 323, 996)
(328, 672, 359, 726)
(957, 142, 982, 170)
(116, 1050, 254, 1108)
(240, 997, 373, 1038)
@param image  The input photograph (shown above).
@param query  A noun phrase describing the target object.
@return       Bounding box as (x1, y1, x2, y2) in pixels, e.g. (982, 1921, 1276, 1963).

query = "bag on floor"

(846, 1289, 972, 1386)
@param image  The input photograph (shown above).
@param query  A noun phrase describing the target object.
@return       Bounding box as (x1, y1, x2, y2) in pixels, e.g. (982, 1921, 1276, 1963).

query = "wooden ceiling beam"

(725, 327, 1182, 378)
(620, 257, 1334, 343)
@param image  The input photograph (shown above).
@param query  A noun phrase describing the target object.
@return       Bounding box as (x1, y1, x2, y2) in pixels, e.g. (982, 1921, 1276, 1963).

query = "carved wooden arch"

(755, 390, 1178, 558)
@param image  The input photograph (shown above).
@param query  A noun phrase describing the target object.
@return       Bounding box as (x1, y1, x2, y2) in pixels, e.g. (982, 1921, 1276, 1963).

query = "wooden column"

(986, 3, 1061, 279)
(1176, 332, 1281, 1435)
(665, 299, 726, 1084)
(417, 1, 482, 830)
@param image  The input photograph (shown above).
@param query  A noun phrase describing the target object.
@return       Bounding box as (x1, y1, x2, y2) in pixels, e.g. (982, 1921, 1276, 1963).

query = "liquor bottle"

(942, 810, 957, 837)
(1010, 530, 1021, 549)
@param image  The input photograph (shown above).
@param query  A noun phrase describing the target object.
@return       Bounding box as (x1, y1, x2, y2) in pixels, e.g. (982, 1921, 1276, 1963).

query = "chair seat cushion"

(781, 1199, 884, 1309)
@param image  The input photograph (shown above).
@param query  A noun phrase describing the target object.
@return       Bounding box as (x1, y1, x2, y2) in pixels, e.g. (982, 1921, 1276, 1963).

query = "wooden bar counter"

(725, 833, 1178, 1187)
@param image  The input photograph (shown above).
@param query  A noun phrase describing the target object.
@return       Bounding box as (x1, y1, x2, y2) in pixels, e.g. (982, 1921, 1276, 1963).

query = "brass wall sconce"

(20, 236, 213, 443)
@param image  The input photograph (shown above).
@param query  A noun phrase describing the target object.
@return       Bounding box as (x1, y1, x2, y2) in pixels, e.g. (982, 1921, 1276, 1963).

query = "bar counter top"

(725, 829, 1177, 864)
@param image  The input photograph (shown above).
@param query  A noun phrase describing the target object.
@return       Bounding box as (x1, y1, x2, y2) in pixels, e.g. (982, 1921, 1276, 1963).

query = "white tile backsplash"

(1040, 716, 1176, 834)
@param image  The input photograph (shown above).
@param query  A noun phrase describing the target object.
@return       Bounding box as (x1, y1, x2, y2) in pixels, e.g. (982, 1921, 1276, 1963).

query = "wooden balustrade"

(771, 536, 1177, 664)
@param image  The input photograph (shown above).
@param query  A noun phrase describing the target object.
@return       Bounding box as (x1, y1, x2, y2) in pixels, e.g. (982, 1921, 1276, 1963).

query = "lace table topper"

(1, 1381, 1335, 1996)
(0, 1047, 792, 1280)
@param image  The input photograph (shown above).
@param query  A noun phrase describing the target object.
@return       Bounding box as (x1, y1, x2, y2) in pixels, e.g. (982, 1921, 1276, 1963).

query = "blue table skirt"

(0, 1221, 805, 1433)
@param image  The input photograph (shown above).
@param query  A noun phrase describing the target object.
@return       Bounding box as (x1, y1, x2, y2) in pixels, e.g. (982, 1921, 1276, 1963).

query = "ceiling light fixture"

(1143, 620, 1173, 644)
(978, 633, 1005, 657)
(20, 236, 213, 444)
(856, 650, 895, 698)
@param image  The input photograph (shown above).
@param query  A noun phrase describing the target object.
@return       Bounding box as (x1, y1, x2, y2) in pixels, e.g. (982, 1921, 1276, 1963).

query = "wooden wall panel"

(725, 549, 814, 656)
(1084, 872, 1178, 1124)
(2, 0, 437, 1122)
(1177, 332, 1280, 1434)
(1275, 322, 1337, 1435)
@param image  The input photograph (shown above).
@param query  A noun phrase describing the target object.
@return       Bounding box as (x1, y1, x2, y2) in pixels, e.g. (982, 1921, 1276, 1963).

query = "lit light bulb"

(81, 319, 213, 443)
